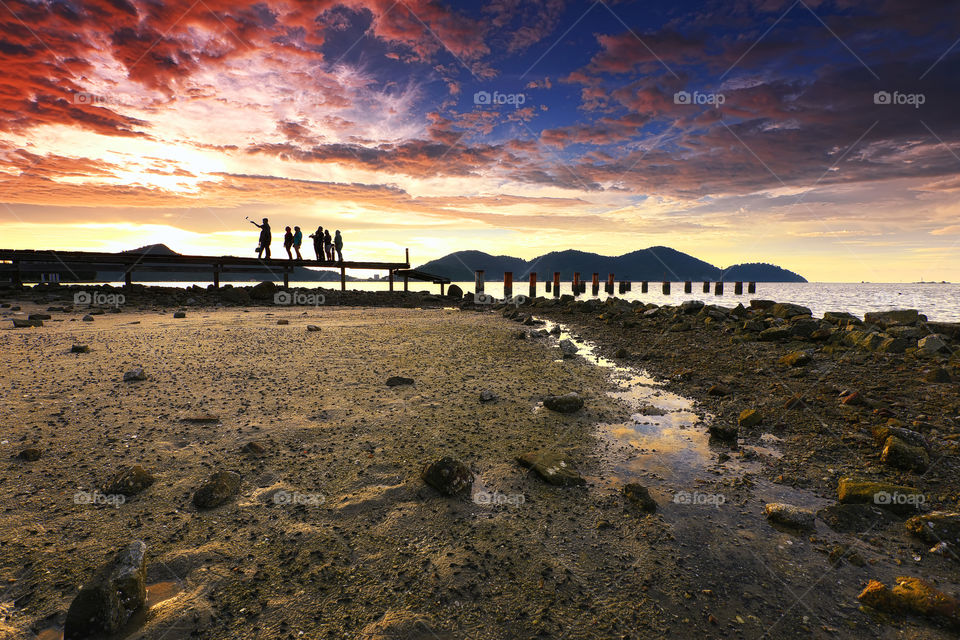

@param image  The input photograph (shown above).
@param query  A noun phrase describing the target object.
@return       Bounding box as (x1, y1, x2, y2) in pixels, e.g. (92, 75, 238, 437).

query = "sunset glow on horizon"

(2, 0, 959, 282)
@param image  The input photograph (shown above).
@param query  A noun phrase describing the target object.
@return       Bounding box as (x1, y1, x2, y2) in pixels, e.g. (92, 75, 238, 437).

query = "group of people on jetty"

(248, 218, 343, 262)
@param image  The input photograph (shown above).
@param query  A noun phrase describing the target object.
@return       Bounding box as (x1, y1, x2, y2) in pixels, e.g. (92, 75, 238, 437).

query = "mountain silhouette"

(416, 247, 806, 282)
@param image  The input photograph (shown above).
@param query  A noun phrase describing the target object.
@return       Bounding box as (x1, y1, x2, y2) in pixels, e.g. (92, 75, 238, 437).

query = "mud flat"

(1, 287, 958, 638)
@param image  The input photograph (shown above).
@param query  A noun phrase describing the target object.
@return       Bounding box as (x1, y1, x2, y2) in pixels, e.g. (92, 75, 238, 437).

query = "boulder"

(917, 334, 948, 355)
(420, 457, 473, 496)
(82, 315, 94, 322)
(680, 300, 704, 314)
(103, 465, 155, 497)
(12, 318, 42, 328)
(173, 310, 186, 318)
(385, 376, 414, 387)
(71, 345, 90, 353)
(858, 577, 959, 624)
(905, 512, 960, 544)
(306, 325, 321, 332)
(764, 503, 816, 531)
(823, 311, 859, 324)
(28, 313, 52, 321)
(779, 351, 811, 367)
(769, 302, 812, 319)
(478, 389, 498, 403)
(877, 337, 909, 353)
(738, 409, 762, 428)
(749, 299, 776, 310)
(517, 450, 585, 486)
(559, 339, 578, 356)
(758, 327, 791, 342)
(543, 392, 584, 413)
(122, 367, 147, 383)
(789, 319, 819, 338)
(881, 436, 929, 473)
(219, 288, 251, 304)
(17, 448, 42, 461)
(446, 284, 463, 299)
(240, 441, 267, 456)
(64, 541, 147, 640)
(193, 470, 242, 508)
(249, 281, 278, 301)
(864, 309, 918, 327)
(623, 483, 657, 512)
(837, 478, 924, 515)
(870, 424, 927, 450)
(708, 423, 739, 441)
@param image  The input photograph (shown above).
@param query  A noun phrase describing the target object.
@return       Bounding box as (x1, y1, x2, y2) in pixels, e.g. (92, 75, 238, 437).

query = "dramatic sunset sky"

(1, 0, 958, 281)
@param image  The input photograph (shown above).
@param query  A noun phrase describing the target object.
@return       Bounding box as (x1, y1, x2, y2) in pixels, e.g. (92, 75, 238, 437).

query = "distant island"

(416, 247, 807, 283)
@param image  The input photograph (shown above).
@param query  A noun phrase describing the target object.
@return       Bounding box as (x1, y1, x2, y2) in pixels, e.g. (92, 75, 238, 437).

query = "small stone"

(173, 310, 186, 318)
(193, 471, 242, 509)
(543, 392, 584, 413)
(385, 376, 414, 387)
(82, 314, 94, 322)
(28, 313, 51, 321)
(17, 448, 42, 461)
(559, 339, 578, 356)
(778, 351, 811, 367)
(764, 503, 815, 531)
(707, 384, 730, 396)
(276, 319, 289, 325)
(614, 347, 631, 359)
(103, 465, 155, 497)
(758, 327, 791, 341)
(917, 334, 948, 355)
(708, 423, 739, 441)
(306, 325, 321, 332)
(517, 450, 585, 486)
(905, 512, 960, 544)
(64, 541, 147, 639)
(71, 345, 90, 353)
(837, 478, 923, 515)
(240, 441, 267, 456)
(181, 414, 220, 423)
(123, 367, 147, 382)
(738, 409, 762, 428)
(858, 577, 959, 623)
(12, 318, 42, 328)
(623, 483, 657, 512)
(881, 436, 929, 473)
(478, 389, 498, 403)
(420, 457, 473, 496)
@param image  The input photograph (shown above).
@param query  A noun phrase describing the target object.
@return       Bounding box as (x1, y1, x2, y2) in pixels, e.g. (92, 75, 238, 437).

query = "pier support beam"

(283, 269, 290, 289)
(714, 281, 723, 295)
(553, 272, 560, 298)
(573, 272, 580, 296)
(213, 266, 220, 289)
(684, 281, 692, 294)
(662, 281, 670, 295)
(124, 270, 133, 287)
(340, 266, 346, 291)
(592, 273, 599, 296)
(734, 281, 743, 295)
(606, 273, 614, 295)
(529, 273, 536, 299)
(748, 282, 756, 294)
(388, 270, 394, 292)
(475, 270, 484, 296)
(641, 281, 648, 293)
(504, 271, 513, 298)
(703, 281, 710, 293)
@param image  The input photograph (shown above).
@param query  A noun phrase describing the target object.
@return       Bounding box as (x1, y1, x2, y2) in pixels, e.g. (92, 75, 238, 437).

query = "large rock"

(858, 577, 959, 624)
(881, 436, 929, 473)
(559, 339, 578, 356)
(420, 457, 472, 496)
(864, 309, 918, 327)
(517, 450, 585, 486)
(769, 303, 812, 319)
(122, 367, 146, 382)
(623, 483, 657, 512)
(103, 465, 155, 498)
(543, 392, 584, 413)
(917, 334, 948, 355)
(905, 512, 960, 544)
(708, 422, 739, 441)
(778, 351, 811, 367)
(749, 299, 776, 310)
(193, 470, 242, 508)
(64, 541, 147, 639)
(758, 327, 791, 342)
(680, 300, 704, 314)
(446, 284, 463, 299)
(738, 409, 762, 428)
(870, 424, 927, 450)
(249, 281, 278, 301)
(764, 503, 815, 531)
(219, 287, 251, 304)
(837, 478, 924, 515)
(877, 337, 909, 353)
(12, 318, 42, 328)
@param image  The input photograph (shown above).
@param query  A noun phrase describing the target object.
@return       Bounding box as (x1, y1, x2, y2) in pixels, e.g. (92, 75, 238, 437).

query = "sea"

(100, 280, 960, 323)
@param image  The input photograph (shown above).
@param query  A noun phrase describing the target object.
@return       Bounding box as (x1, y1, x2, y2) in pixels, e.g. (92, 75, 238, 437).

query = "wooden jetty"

(0, 248, 449, 293)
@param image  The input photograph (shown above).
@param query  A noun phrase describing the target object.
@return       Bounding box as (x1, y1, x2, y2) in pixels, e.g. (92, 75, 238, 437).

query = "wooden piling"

(124, 270, 133, 287)
(545, 280, 551, 293)
(283, 269, 290, 289)
(734, 281, 743, 295)
(572, 272, 580, 296)
(592, 273, 600, 296)
(714, 281, 723, 295)
(475, 270, 485, 295)
(553, 272, 560, 297)
(684, 281, 692, 294)
(662, 281, 670, 295)
(529, 273, 536, 298)
(388, 270, 394, 292)
(641, 281, 648, 293)
(703, 281, 710, 293)
(404, 275, 409, 292)
(213, 265, 220, 289)
(340, 266, 346, 291)
(606, 273, 614, 295)
(504, 271, 513, 298)
(748, 282, 756, 294)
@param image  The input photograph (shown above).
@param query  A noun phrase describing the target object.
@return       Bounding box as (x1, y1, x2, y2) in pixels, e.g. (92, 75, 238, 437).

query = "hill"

(416, 247, 806, 282)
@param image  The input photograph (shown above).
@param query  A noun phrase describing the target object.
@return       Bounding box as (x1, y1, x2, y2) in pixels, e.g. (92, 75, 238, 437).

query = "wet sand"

(1, 292, 958, 638)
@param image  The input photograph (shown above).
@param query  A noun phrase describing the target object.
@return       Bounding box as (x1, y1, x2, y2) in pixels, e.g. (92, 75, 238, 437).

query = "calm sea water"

(103, 280, 960, 322)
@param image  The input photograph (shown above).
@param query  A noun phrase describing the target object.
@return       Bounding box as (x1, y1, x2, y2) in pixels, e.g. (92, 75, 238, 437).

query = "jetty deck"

(0, 248, 448, 292)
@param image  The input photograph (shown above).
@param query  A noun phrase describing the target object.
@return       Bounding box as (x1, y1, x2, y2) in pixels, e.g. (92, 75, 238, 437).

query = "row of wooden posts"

(475, 270, 756, 298)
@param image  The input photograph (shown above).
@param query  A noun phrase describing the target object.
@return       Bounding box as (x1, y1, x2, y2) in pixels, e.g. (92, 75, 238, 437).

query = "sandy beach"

(1, 286, 959, 639)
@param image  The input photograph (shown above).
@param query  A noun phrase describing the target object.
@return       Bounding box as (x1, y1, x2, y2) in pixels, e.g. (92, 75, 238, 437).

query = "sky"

(1, 0, 959, 282)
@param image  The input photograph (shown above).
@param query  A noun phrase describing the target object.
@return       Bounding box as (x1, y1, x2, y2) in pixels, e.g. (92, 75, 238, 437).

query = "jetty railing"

(478, 270, 756, 298)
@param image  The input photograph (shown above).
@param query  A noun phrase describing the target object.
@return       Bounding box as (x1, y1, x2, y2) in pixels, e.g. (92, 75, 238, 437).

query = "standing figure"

(251, 218, 271, 259)
(293, 226, 303, 261)
(283, 226, 294, 260)
(334, 230, 343, 262)
(323, 229, 333, 261)
(309, 226, 324, 261)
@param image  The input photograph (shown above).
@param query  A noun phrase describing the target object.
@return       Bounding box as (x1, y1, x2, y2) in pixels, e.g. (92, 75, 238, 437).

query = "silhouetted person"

(251, 218, 271, 259)
(309, 226, 324, 261)
(293, 226, 303, 260)
(334, 230, 343, 262)
(323, 229, 333, 261)
(283, 226, 294, 260)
